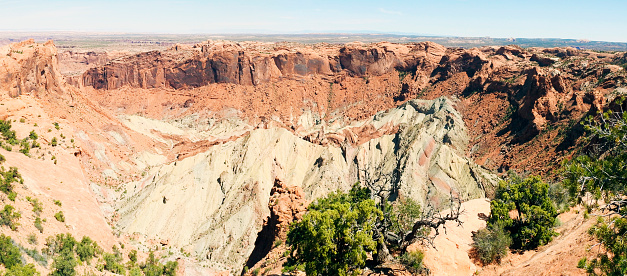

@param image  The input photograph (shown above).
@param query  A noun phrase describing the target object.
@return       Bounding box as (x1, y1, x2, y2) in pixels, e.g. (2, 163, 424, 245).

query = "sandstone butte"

(0, 38, 625, 275)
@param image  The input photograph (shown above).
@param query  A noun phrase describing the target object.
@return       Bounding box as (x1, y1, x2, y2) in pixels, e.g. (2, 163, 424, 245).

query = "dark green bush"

(51, 249, 77, 276)
(286, 184, 382, 276)
(0, 234, 22, 269)
(488, 175, 558, 250)
(8, 191, 17, 201)
(0, 120, 17, 145)
(76, 236, 100, 264)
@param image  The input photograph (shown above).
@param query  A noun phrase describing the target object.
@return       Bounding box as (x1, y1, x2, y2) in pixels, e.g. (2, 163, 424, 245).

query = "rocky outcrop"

(80, 41, 448, 90)
(0, 39, 64, 97)
(244, 178, 307, 270)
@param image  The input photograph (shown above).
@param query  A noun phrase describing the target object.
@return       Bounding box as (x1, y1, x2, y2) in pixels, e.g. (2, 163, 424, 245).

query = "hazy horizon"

(1, 0, 626, 43)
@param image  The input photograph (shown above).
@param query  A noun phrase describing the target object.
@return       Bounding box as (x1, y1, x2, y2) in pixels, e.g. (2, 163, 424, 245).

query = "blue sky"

(1, 0, 625, 42)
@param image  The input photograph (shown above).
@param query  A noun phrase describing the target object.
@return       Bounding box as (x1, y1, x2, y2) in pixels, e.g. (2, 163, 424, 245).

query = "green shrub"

(1, 166, 23, 194)
(103, 251, 125, 274)
(51, 248, 77, 276)
(129, 267, 143, 276)
(44, 233, 77, 256)
(488, 175, 558, 250)
(8, 191, 17, 201)
(5, 262, 39, 276)
(400, 250, 425, 274)
(19, 139, 29, 155)
(76, 236, 100, 264)
(34, 217, 43, 233)
(28, 234, 37, 245)
(140, 251, 178, 276)
(30, 198, 43, 215)
(128, 249, 138, 263)
(566, 102, 627, 275)
(0, 120, 17, 144)
(54, 211, 65, 223)
(53, 122, 60, 130)
(0, 234, 22, 269)
(54, 200, 62, 207)
(28, 130, 38, 140)
(472, 226, 511, 264)
(0, 153, 5, 163)
(286, 184, 382, 276)
(1, 204, 21, 230)
(51, 137, 58, 147)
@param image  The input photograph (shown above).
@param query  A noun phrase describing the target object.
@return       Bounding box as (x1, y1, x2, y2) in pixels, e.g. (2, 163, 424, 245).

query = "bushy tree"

(76, 236, 100, 264)
(286, 184, 382, 276)
(488, 175, 558, 250)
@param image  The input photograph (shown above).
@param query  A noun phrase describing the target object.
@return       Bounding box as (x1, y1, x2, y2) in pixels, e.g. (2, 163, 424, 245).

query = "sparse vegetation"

(53, 122, 60, 130)
(28, 234, 37, 245)
(28, 198, 43, 216)
(563, 97, 627, 275)
(19, 139, 30, 156)
(1, 204, 21, 231)
(28, 130, 38, 141)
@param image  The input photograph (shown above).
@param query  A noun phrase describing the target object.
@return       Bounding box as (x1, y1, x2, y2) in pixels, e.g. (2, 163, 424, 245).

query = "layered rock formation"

(1, 38, 624, 275)
(79, 41, 446, 90)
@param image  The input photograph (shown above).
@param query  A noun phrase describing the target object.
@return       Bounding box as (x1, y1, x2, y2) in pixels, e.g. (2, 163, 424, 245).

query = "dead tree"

(354, 128, 464, 264)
